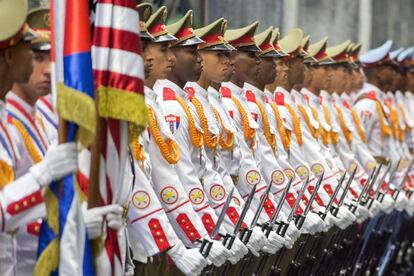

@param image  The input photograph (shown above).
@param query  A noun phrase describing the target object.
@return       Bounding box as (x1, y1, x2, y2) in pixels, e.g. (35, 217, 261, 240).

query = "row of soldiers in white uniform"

(2, 0, 414, 275)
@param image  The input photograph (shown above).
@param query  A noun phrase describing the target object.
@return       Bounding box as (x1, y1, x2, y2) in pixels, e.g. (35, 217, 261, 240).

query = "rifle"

(331, 166, 357, 217)
(361, 163, 383, 207)
(392, 158, 414, 201)
(219, 185, 257, 276)
(349, 166, 376, 213)
(318, 171, 347, 220)
(369, 162, 392, 208)
(377, 160, 400, 202)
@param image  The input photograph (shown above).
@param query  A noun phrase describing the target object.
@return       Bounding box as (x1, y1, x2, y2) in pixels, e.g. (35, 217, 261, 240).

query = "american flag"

(91, 0, 146, 274)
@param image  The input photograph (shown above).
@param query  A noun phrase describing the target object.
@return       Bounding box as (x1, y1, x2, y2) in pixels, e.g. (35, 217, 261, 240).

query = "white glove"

(82, 203, 123, 239)
(286, 221, 301, 242)
(227, 236, 248, 264)
(381, 194, 395, 214)
(325, 212, 346, 230)
(168, 241, 207, 276)
(205, 239, 231, 267)
(29, 143, 78, 186)
(354, 205, 370, 223)
(306, 212, 327, 234)
(336, 206, 356, 229)
(262, 231, 284, 254)
(246, 226, 267, 256)
(395, 193, 409, 212)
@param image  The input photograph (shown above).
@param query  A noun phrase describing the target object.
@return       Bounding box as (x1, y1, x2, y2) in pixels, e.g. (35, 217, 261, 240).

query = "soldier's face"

(377, 64, 395, 88)
(302, 64, 313, 87)
(171, 45, 202, 82)
(407, 72, 414, 91)
(199, 50, 230, 83)
(9, 41, 33, 84)
(310, 66, 328, 91)
(287, 56, 304, 87)
(351, 68, 365, 91)
(232, 51, 261, 82)
(274, 58, 288, 86)
(27, 51, 51, 97)
(329, 65, 347, 92)
(145, 42, 176, 80)
(258, 57, 276, 85)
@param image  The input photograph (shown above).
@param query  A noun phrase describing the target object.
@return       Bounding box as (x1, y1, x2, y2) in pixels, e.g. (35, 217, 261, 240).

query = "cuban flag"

(35, 0, 95, 275)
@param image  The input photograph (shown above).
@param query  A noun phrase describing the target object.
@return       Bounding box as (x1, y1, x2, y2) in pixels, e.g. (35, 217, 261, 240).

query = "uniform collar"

(156, 79, 188, 98)
(222, 81, 243, 96)
(7, 91, 36, 118)
(275, 86, 295, 105)
(0, 99, 7, 125)
(243, 82, 264, 100)
(207, 86, 221, 101)
(185, 81, 208, 99)
(357, 82, 384, 101)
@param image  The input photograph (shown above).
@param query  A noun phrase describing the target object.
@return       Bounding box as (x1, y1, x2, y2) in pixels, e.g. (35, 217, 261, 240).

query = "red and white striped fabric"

(92, 0, 145, 275)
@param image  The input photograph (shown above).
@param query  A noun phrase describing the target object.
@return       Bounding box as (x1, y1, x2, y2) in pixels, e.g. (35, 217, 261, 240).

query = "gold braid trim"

(11, 119, 43, 164)
(398, 104, 411, 133)
(0, 159, 14, 188)
(335, 106, 353, 145)
(231, 96, 255, 150)
(387, 104, 404, 142)
(297, 104, 318, 139)
(285, 103, 303, 145)
(311, 107, 330, 145)
(212, 108, 234, 150)
(57, 82, 96, 146)
(269, 102, 291, 150)
(33, 187, 60, 275)
(97, 86, 147, 134)
(147, 107, 179, 164)
(322, 106, 339, 145)
(190, 97, 217, 149)
(375, 101, 392, 139)
(256, 101, 276, 150)
(131, 137, 145, 161)
(350, 108, 367, 144)
(176, 96, 203, 148)
(33, 239, 59, 276)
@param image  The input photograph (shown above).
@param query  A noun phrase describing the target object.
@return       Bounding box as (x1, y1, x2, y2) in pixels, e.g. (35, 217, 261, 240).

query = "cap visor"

(176, 36, 205, 47)
(236, 44, 262, 52)
(23, 28, 38, 42)
(140, 31, 154, 40)
(202, 43, 232, 52)
(31, 42, 51, 51)
(153, 33, 177, 43)
(260, 49, 282, 58)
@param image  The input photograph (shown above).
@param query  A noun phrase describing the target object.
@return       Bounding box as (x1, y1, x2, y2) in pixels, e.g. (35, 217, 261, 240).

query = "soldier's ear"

(1, 47, 14, 68)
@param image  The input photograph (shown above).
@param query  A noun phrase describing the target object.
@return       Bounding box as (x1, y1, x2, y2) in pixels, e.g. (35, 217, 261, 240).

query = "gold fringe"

(231, 96, 255, 151)
(44, 187, 60, 234)
(311, 106, 330, 145)
(212, 108, 234, 150)
(97, 86, 147, 132)
(176, 96, 203, 148)
(297, 105, 318, 139)
(34, 239, 59, 276)
(191, 97, 218, 149)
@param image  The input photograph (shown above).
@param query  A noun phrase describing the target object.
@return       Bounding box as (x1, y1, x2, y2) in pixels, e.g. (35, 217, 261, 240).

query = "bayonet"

(295, 172, 324, 229)
(331, 166, 357, 216)
(392, 158, 414, 200)
(320, 171, 347, 220)
(349, 166, 376, 213)
(261, 176, 294, 238)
